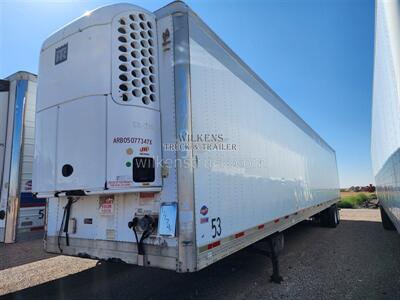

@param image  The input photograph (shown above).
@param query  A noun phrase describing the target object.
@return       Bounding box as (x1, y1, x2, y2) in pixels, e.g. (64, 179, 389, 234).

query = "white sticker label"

(107, 180, 133, 188)
(158, 203, 177, 237)
(106, 229, 116, 240)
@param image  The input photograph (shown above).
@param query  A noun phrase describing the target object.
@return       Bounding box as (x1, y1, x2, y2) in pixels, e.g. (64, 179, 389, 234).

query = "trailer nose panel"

(56, 96, 107, 191)
(33, 96, 107, 193)
(33, 107, 57, 193)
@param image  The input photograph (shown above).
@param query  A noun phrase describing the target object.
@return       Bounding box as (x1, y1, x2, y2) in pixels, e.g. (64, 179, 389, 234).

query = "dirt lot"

(1, 209, 399, 300)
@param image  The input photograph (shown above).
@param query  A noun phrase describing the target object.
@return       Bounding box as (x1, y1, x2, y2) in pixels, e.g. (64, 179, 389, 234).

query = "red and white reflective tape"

(235, 231, 245, 238)
(207, 241, 221, 250)
(199, 198, 339, 254)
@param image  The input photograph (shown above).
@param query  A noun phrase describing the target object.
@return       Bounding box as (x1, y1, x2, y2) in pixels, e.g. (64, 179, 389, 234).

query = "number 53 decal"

(211, 217, 222, 238)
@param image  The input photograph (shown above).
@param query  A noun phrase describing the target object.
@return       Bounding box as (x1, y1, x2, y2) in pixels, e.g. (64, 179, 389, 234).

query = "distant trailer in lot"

(33, 2, 340, 278)
(0, 72, 46, 243)
(372, 0, 400, 233)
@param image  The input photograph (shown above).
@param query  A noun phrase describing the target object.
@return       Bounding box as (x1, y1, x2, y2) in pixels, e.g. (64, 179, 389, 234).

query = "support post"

(267, 234, 283, 284)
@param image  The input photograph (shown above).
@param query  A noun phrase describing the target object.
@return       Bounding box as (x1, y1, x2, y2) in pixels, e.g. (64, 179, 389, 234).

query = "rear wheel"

(320, 204, 339, 228)
(380, 205, 395, 231)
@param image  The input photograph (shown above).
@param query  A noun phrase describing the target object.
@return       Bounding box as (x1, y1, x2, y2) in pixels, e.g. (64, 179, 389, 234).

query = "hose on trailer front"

(57, 197, 79, 253)
(128, 215, 155, 255)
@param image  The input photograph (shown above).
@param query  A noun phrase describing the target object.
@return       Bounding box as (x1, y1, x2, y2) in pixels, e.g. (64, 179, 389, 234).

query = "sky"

(0, 0, 375, 187)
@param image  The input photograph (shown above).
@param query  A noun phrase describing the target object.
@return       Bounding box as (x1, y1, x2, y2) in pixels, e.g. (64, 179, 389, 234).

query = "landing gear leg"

(267, 233, 284, 284)
(252, 232, 285, 283)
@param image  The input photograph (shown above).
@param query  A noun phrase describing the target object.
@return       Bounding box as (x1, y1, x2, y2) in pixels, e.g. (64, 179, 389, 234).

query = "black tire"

(380, 205, 396, 231)
(321, 204, 339, 228)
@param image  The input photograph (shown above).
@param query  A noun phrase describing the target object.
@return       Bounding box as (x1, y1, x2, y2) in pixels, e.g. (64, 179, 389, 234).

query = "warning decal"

(99, 195, 114, 216)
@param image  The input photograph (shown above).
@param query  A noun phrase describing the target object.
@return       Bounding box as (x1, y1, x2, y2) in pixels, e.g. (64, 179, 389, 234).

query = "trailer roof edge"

(155, 1, 335, 154)
(4, 71, 37, 82)
(41, 3, 152, 51)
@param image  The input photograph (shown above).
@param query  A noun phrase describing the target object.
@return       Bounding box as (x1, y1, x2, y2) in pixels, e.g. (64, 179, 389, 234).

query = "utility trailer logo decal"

(200, 205, 208, 216)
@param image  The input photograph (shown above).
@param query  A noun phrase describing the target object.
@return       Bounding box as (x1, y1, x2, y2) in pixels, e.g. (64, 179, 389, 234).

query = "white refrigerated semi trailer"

(33, 1, 340, 275)
(0, 71, 46, 243)
(372, 0, 400, 232)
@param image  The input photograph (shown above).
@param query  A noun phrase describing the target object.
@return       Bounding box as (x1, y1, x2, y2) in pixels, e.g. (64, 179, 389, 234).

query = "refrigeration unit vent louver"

(112, 11, 158, 107)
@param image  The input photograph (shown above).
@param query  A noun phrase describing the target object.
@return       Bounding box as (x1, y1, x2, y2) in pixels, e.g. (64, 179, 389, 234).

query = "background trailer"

(372, 0, 400, 233)
(0, 71, 45, 243)
(33, 2, 340, 275)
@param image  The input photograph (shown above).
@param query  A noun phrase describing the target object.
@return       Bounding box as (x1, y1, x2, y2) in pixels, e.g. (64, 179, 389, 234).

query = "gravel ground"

(1, 208, 399, 300)
(0, 256, 97, 296)
(0, 236, 54, 271)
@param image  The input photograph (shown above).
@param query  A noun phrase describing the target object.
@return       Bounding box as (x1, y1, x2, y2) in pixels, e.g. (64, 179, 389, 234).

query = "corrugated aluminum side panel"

(19, 80, 37, 193)
(0, 85, 10, 240)
(187, 10, 339, 251)
(372, 0, 400, 232)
